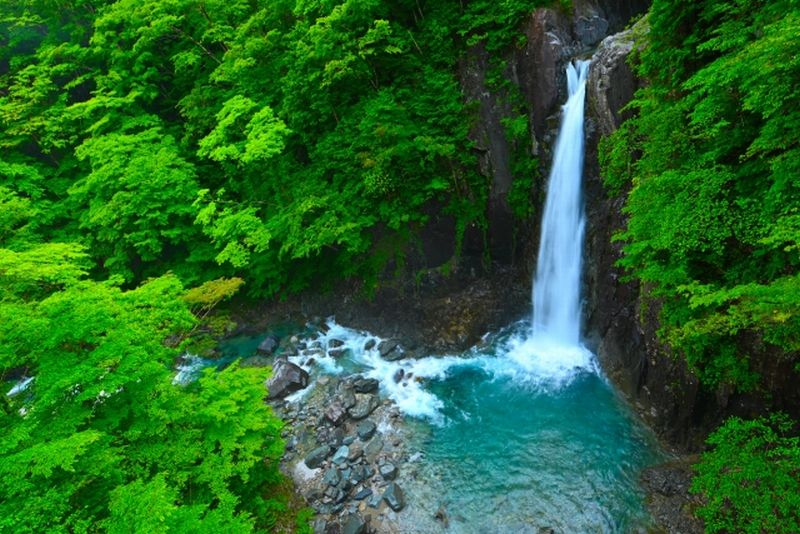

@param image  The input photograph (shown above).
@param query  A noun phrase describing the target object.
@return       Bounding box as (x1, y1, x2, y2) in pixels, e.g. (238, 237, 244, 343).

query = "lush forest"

(2, 0, 799, 532)
(0, 0, 549, 531)
(602, 0, 800, 530)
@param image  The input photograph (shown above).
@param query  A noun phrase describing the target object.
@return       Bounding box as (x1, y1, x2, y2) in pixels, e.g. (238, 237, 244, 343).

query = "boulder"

(353, 377, 379, 394)
(379, 462, 398, 481)
(353, 488, 373, 501)
(364, 339, 376, 351)
(328, 349, 345, 359)
(257, 334, 280, 355)
(382, 483, 406, 512)
(341, 514, 367, 534)
(587, 26, 637, 137)
(266, 360, 309, 399)
(392, 369, 405, 383)
(305, 445, 332, 469)
(325, 402, 348, 426)
(329, 338, 345, 348)
(356, 420, 377, 441)
(377, 340, 401, 359)
(323, 467, 341, 487)
(332, 445, 350, 465)
(348, 394, 379, 420)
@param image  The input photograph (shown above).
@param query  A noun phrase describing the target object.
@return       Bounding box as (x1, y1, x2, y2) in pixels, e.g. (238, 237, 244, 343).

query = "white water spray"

(532, 60, 591, 345)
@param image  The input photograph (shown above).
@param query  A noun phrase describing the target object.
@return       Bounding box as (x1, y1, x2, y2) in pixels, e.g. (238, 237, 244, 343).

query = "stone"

(377, 339, 401, 359)
(379, 462, 397, 481)
(266, 359, 309, 399)
(348, 394, 379, 420)
(575, 15, 609, 47)
(364, 437, 384, 461)
(323, 467, 341, 486)
(342, 435, 356, 446)
(340, 386, 356, 409)
(364, 339, 376, 351)
(353, 377, 379, 394)
(328, 349, 345, 359)
(329, 338, 345, 348)
(341, 514, 367, 534)
(304, 445, 332, 469)
(353, 487, 373, 501)
(356, 420, 377, 441)
(312, 518, 327, 534)
(367, 492, 382, 508)
(332, 445, 350, 465)
(325, 402, 347, 426)
(587, 25, 638, 137)
(351, 465, 369, 484)
(382, 482, 406, 512)
(392, 369, 404, 383)
(347, 444, 363, 462)
(435, 505, 449, 528)
(256, 334, 280, 355)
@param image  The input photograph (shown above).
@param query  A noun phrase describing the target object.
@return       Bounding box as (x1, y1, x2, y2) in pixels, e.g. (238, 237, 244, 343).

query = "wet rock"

(257, 335, 280, 355)
(323, 467, 341, 486)
(364, 339, 376, 351)
(353, 377, 379, 394)
(368, 492, 382, 508)
(587, 26, 637, 138)
(377, 339, 398, 356)
(348, 394, 379, 420)
(329, 339, 345, 348)
(575, 15, 609, 47)
(341, 513, 367, 534)
(304, 446, 331, 469)
(342, 435, 356, 446)
(325, 402, 348, 426)
(356, 420, 377, 441)
(351, 464, 370, 484)
(332, 445, 350, 465)
(392, 369, 405, 383)
(325, 486, 347, 504)
(329, 349, 345, 359)
(382, 482, 406, 512)
(353, 487, 373, 501)
(266, 359, 309, 399)
(379, 462, 398, 481)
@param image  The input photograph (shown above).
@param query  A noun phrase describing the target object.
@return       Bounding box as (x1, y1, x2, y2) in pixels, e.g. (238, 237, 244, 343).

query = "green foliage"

(601, 0, 800, 390)
(691, 414, 800, 533)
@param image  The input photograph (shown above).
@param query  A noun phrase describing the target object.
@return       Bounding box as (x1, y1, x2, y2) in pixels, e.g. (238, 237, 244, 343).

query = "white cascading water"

(532, 60, 590, 346)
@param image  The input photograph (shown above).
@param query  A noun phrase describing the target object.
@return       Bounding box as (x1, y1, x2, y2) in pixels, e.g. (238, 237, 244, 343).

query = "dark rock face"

(341, 514, 367, 534)
(641, 459, 705, 533)
(305, 445, 332, 469)
(266, 359, 309, 399)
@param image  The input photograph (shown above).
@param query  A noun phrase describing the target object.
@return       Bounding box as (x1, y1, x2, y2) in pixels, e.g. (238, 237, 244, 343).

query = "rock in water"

(341, 514, 367, 534)
(356, 420, 377, 441)
(266, 359, 309, 399)
(382, 483, 406, 512)
(304, 445, 332, 469)
(377, 339, 397, 355)
(329, 338, 345, 348)
(257, 334, 280, 355)
(379, 462, 398, 481)
(363, 339, 376, 351)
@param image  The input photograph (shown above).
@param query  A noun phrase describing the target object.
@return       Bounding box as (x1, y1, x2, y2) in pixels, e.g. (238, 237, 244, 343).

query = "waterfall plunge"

(532, 60, 590, 346)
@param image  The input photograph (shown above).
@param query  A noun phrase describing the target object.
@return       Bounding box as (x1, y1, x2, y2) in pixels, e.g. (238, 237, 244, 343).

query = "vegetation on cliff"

(602, 0, 800, 531)
(0, 0, 552, 531)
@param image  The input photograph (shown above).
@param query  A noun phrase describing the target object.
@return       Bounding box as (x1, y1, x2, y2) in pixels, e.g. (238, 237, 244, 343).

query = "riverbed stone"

(340, 386, 356, 408)
(332, 445, 350, 465)
(323, 467, 341, 486)
(382, 483, 405, 512)
(341, 514, 367, 534)
(328, 349, 345, 359)
(392, 369, 404, 383)
(347, 444, 363, 462)
(356, 420, 377, 441)
(353, 487, 373, 501)
(305, 445, 332, 469)
(348, 394, 379, 420)
(353, 377, 379, 393)
(266, 359, 309, 399)
(325, 402, 347, 426)
(379, 462, 397, 481)
(364, 437, 384, 461)
(364, 339, 376, 351)
(329, 339, 345, 348)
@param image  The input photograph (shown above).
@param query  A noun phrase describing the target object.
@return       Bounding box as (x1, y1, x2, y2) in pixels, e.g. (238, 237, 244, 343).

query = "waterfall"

(532, 60, 590, 346)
